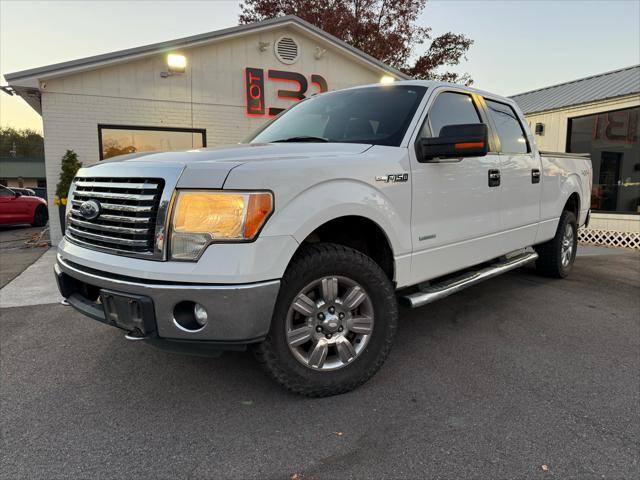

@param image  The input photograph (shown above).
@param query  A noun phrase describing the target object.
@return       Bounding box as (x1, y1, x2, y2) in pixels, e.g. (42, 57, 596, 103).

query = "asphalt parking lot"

(1, 248, 638, 479)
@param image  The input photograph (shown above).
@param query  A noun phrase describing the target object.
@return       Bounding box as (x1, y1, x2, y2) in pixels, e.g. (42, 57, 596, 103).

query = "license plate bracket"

(100, 289, 156, 334)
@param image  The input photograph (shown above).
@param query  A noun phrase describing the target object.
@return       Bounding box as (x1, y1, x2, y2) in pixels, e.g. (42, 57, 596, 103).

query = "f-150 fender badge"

(376, 173, 409, 183)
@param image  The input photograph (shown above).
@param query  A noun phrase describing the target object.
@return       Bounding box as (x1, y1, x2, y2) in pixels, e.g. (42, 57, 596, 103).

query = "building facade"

(512, 66, 640, 249)
(0, 156, 46, 189)
(4, 16, 407, 243)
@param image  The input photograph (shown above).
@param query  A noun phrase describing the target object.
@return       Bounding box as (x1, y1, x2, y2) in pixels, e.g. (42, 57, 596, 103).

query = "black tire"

(253, 243, 398, 397)
(534, 210, 577, 278)
(31, 205, 48, 227)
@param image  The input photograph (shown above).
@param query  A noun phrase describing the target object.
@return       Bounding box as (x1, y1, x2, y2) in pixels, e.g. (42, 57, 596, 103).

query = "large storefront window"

(567, 107, 639, 213)
(99, 125, 206, 160)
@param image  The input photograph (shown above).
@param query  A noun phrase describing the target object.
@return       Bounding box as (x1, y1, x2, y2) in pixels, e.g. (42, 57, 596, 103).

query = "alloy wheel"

(561, 223, 574, 268)
(285, 275, 374, 371)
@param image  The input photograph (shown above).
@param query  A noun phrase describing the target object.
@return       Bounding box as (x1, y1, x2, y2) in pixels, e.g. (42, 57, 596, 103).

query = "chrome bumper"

(55, 255, 280, 343)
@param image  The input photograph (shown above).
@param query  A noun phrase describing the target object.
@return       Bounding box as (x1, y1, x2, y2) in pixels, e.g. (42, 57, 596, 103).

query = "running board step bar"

(399, 252, 538, 309)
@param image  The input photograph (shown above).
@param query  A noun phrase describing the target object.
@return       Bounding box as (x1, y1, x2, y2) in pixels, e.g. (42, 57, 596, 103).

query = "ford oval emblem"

(78, 199, 101, 220)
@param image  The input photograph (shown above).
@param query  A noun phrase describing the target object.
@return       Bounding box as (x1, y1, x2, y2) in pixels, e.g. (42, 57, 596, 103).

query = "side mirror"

(419, 123, 489, 162)
(14, 191, 22, 198)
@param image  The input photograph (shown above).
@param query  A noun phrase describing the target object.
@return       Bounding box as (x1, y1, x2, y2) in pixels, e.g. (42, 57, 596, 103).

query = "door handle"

(532, 169, 541, 184)
(488, 169, 501, 187)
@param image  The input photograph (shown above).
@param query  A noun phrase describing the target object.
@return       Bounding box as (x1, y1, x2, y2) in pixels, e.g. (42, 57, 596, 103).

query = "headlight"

(170, 190, 273, 260)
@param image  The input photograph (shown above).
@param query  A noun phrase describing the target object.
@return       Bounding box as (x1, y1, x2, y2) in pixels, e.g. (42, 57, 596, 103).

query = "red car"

(0, 185, 48, 226)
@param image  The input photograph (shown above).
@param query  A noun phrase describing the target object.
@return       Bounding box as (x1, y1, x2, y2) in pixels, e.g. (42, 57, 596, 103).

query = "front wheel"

(534, 210, 578, 278)
(254, 243, 398, 397)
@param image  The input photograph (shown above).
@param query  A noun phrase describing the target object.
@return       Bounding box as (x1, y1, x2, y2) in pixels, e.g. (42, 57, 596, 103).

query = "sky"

(1, 0, 639, 132)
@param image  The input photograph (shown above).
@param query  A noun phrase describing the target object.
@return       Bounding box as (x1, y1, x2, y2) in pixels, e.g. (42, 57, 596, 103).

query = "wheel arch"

(564, 191, 580, 218)
(290, 215, 396, 282)
(262, 179, 411, 284)
(560, 172, 585, 224)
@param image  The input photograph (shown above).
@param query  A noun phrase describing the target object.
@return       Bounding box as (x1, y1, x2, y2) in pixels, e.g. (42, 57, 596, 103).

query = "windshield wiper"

(272, 136, 329, 143)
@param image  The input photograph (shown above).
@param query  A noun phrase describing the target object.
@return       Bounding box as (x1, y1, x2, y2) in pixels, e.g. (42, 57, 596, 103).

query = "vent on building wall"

(275, 36, 300, 64)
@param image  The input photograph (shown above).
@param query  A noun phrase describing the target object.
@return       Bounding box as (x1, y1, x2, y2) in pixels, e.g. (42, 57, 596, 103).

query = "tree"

(0, 127, 44, 158)
(55, 150, 82, 200)
(239, 0, 473, 84)
(102, 139, 136, 160)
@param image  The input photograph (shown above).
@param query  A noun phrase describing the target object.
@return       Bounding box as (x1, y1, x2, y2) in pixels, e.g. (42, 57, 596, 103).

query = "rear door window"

(485, 99, 529, 154)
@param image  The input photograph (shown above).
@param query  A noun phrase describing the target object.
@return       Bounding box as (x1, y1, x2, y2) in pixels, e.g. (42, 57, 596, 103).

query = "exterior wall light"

(380, 75, 395, 84)
(167, 54, 187, 73)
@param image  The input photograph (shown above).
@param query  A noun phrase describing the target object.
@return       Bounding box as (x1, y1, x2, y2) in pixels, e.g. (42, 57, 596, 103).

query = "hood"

(102, 142, 371, 165)
(175, 143, 372, 188)
(80, 143, 371, 189)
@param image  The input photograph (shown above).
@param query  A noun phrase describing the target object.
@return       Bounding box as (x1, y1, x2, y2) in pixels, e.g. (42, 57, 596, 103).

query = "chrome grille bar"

(73, 190, 156, 201)
(67, 226, 150, 247)
(69, 208, 151, 223)
(74, 180, 160, 189)
(68, 217, 150, 235)
(62, 233, 154, 256)
(70, 199, 154, 213)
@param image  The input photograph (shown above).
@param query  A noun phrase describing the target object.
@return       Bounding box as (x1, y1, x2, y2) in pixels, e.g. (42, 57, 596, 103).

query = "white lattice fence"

(578, 228, 640, 249)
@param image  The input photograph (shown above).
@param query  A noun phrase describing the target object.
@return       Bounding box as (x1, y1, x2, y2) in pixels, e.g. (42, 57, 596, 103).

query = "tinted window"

(100, 126, 205, 160)
(248, 85, 427, 147)
(0, 186, 14, 197)
(486, 100, 529, 154)
(424, 92, 481, 137)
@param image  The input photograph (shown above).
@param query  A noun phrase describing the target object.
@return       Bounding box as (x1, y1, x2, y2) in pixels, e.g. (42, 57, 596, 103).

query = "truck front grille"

(66, 177, 165, 257)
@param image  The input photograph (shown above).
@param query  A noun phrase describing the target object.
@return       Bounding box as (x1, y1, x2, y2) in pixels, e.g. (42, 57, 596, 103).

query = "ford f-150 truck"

(55, 81, 592, 396)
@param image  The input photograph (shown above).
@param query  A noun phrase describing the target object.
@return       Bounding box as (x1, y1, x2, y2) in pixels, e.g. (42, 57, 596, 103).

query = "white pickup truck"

(55, 81, 592, 396)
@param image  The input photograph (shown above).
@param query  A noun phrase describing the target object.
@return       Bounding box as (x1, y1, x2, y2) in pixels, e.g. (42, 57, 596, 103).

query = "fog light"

(193, 303, 208, 326)
(173, 301, 207, 332)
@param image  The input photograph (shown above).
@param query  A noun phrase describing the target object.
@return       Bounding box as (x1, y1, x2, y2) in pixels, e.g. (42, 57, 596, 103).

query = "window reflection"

(568, 107, 639, 213)
(100, 126, 205, 160)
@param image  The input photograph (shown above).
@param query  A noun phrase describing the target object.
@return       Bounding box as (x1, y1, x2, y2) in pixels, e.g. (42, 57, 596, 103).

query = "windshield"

(247, 85, 427, 146)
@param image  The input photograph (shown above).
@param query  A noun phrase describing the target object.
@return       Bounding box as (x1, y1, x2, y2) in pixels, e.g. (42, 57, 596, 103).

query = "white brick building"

(4, 16, 407, 243)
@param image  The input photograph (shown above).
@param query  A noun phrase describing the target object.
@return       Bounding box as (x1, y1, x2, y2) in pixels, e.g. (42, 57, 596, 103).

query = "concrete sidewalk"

(0, 249, 62, 308)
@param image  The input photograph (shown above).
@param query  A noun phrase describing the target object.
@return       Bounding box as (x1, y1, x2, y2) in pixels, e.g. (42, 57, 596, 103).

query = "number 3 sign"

(245, 68, 328, 117)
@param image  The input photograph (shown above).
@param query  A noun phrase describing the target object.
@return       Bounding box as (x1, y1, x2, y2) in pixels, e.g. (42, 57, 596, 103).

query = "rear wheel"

(534, 210, 577, 278)
(31, 205, 48, 227)
(254, 243, 398, 397)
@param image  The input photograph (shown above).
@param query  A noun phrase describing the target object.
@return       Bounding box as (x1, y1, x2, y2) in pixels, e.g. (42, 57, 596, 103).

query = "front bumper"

(55, 254, 280, 347)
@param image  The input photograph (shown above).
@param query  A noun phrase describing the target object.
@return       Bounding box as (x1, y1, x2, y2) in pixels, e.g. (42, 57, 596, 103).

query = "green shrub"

(55, 150, 82, 200)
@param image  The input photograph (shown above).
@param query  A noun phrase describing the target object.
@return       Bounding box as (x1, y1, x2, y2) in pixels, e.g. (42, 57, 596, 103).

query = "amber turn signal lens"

(245, 192, 273, 239)
(454, 142, 484, 150)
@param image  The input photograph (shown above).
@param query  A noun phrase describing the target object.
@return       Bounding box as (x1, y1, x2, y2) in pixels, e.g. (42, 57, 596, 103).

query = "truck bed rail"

(540, 151, 590, 159)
